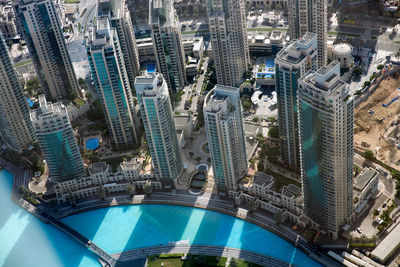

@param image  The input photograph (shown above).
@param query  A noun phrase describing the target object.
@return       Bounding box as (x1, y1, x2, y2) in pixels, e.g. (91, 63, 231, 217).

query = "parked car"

(356, 228, 362, 234)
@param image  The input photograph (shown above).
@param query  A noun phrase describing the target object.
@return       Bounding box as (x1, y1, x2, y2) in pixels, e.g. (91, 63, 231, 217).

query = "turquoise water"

(1, 169, 321, 267)
(62, 205, 321, 267)
(86, 138, 99, 150)
(0, 170, 99, 267)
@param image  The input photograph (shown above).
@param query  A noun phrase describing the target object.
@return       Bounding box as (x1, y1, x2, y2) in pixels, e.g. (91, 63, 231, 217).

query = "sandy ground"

(354, 73, 400, 169)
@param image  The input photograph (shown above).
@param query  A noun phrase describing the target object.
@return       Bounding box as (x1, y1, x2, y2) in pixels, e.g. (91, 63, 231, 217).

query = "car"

(378, 208, 381, 213)
(356, 228, 362, 234)
(382, 203, 387, 208)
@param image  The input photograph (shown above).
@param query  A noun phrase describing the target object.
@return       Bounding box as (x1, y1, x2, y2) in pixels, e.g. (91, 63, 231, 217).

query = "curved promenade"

(57, 193, 340, 267)
(112, 244, 291, 267)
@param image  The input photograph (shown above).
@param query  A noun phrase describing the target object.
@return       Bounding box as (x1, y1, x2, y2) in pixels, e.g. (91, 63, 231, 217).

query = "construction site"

(354, 70, 400, 169)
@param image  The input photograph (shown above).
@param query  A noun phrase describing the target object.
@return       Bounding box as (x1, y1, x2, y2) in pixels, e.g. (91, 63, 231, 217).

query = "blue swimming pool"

(86, 138, 99, 150)
(265, 59, 275, 69)
(26, 97, 34, 107)
(147, 63, 156, 73)
(257, 73, 274, 79)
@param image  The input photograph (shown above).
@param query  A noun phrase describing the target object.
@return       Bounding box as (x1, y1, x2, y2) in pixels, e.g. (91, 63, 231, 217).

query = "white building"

(135, 73, 183, 186)
(247, 31, 284, 55)
(298, 61, 354, 239)
(287, 0, 327, 67)
(0, 5, 17, 40)
(149, 0, 186, 93)
(207, 0, 250, 87)
(332, 43, 354, 69)
(14, 0, 80, 101)
(353, 168, 379, 214)
(204, 85, 248, 191)
(55, 160, 162, 203)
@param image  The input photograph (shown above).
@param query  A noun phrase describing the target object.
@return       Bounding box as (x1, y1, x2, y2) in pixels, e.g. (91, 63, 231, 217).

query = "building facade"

(203, 85, 248, 191)
(206, 0, 250, 87)
(14, 0, 80, 101)
(97, 0, 140, 90)
(87, 17, 138, 149)
(298, 61, 354, 239)
(149, 0, 186, 94)
(135, 73, 183, 186)
(287, 0, 327, 67)
(30, 95, 85, 182)
(0, 32, 33, 151)
(275, 32, 317, 169)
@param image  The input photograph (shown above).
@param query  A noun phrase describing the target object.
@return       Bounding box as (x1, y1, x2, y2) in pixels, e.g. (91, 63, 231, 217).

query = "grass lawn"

(14, 59, 32, 68)
(64, 0, 80, 3)
(263, 169, 301, 191)
(73, 97, 86, 108)
(231, 259, 263, 267)
(147, 255, 227, 267)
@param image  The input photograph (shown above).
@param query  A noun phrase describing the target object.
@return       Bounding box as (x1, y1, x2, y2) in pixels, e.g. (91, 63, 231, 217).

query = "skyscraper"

(97, 0, 140, 89)
(0, 32, 33, 152)
(14, 0, 80, 101)
(207, 0, 250, 87)
(298, 61, 353, 239)
(275, 32, 317, 169)
(135, 73, 182, 185)
(30, 95, 85, 182)
(149, 0, 186, 94)
(287, 0, 327, 67)
(87, 17, 138, 149)
(203, 85, 248, 191)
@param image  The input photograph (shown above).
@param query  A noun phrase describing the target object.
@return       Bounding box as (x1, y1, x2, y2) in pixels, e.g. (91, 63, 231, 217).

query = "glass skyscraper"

(149, 0, 186, 94)
(97, 0, 140, 90)
(87, 17, 138, 149)
(0, 31, 34, 152)
(298, 61, 354, 239)
(275, 32, 317, 169)
(14, 0, 80, 101)
(203, 85, 248, 191)
(135, 73, 182, 186)
(30, 95, 85, 182)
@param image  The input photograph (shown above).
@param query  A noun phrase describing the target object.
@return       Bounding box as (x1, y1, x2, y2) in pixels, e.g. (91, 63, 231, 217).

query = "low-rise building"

(353, 168, 379, 214)
(247, 31, 284, 56)
(0, 4, 17, 40)
(174, 113, 194, 148)
(332, 43, 354, 69)
(55, 159, 162, 203)
(239, 172, 275, 199)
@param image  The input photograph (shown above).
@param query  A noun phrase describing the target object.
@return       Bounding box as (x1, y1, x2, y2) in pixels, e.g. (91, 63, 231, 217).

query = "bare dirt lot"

(354, 73, 400, 169)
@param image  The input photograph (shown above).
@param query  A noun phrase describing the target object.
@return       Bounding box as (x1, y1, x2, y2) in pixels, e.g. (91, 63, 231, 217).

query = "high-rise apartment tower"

(203, 85, 248, 191)
(275, 32, 317, 169)
(206, 0, 250, 87)
(15, 0, 80, 101)
(298, 61, 354, 239)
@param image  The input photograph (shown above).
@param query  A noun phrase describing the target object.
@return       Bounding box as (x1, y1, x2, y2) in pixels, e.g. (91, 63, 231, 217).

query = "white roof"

(371, 222, 400, 262)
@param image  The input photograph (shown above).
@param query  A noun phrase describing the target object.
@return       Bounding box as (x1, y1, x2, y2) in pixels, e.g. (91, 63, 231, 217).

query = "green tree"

(362, 150, 375, 161)
(127, 184, 136, 197)
(377, 64, 384, 70)
(195, 157, 201, 163)
(97, 186, 106, 200)
(373, 209, 379, 217)
(352, 67, 363, 76)
(242, 101, 252, 110)
(143, 181, 152, 196)
(363, 81, 371, 88)
(268, 125, 279, 139)
(189, 151, 194, 158)
(252, 117, 259, 122)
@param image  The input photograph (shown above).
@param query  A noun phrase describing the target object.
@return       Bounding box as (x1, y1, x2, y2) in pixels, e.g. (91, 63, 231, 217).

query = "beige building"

(55, 160, 162, 203)
(207, 0, 250, 87)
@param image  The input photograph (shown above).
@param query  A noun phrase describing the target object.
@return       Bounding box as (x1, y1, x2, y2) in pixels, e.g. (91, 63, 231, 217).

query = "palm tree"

(143, 181, 153, 196)
(127, 184, 136, 197)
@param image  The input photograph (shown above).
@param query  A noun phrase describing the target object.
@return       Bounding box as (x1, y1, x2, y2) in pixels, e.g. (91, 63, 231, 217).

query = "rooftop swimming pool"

(0, 170, 321, 267)
(86, 138, 99, 150)
(147, 63, 156, 73)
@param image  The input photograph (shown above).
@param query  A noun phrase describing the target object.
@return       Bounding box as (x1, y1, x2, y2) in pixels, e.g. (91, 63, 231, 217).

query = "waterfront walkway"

(112, 244, 291, 267)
